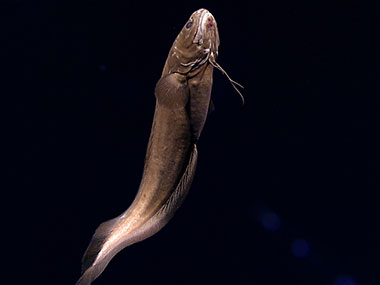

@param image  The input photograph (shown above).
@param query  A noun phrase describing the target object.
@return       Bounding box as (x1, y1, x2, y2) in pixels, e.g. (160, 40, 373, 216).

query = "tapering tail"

(76, 144, 198, 284)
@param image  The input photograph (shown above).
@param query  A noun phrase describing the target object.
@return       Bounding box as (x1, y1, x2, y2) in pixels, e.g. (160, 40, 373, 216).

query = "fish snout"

(201, 11, 215, 29)
(206, 16, 214, 28)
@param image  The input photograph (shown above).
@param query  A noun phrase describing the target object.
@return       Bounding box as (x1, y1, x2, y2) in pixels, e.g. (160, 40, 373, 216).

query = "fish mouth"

(193, 9, 219, 48)
(192, 9, 244, 104)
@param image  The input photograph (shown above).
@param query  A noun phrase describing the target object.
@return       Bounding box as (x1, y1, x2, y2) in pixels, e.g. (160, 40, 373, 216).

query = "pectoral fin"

(155, 73, 189, 109)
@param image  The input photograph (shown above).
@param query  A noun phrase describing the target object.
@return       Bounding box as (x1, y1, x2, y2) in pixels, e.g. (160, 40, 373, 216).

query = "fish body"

(77, 9, 220, 284)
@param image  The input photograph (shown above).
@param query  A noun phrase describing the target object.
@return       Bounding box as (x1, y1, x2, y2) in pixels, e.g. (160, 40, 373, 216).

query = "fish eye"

(185, 21, 193, 29)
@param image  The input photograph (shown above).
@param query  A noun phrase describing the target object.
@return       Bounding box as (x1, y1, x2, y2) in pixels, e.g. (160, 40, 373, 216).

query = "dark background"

(4, 0, 379, 284)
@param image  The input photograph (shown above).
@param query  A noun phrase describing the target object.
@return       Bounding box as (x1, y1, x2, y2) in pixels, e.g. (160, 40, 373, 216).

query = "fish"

(77, 8, 243, 284)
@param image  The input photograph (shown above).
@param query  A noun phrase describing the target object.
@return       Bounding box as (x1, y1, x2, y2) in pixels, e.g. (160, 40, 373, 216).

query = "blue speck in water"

(335, 276, 357, 285)
(291, 239, 310, 258)
(259, 211, 282, 232)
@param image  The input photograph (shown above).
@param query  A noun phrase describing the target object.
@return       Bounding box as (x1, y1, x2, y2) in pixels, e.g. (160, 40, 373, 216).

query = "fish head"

(164, 8, 220, 75)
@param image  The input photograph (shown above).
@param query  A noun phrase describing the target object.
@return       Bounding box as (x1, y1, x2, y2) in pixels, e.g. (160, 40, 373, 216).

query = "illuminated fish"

(77, 8, 242, 284)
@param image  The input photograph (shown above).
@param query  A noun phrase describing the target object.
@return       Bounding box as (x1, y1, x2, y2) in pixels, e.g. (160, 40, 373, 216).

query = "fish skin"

(77, 8, 219, 284)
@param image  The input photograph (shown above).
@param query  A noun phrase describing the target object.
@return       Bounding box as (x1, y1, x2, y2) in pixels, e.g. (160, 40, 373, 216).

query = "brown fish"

(77, 8, 243, 284)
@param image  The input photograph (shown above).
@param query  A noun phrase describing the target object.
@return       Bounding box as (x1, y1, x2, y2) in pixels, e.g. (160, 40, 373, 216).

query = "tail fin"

(76, 217, 120, 285)
(76, 144, 198, 284)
